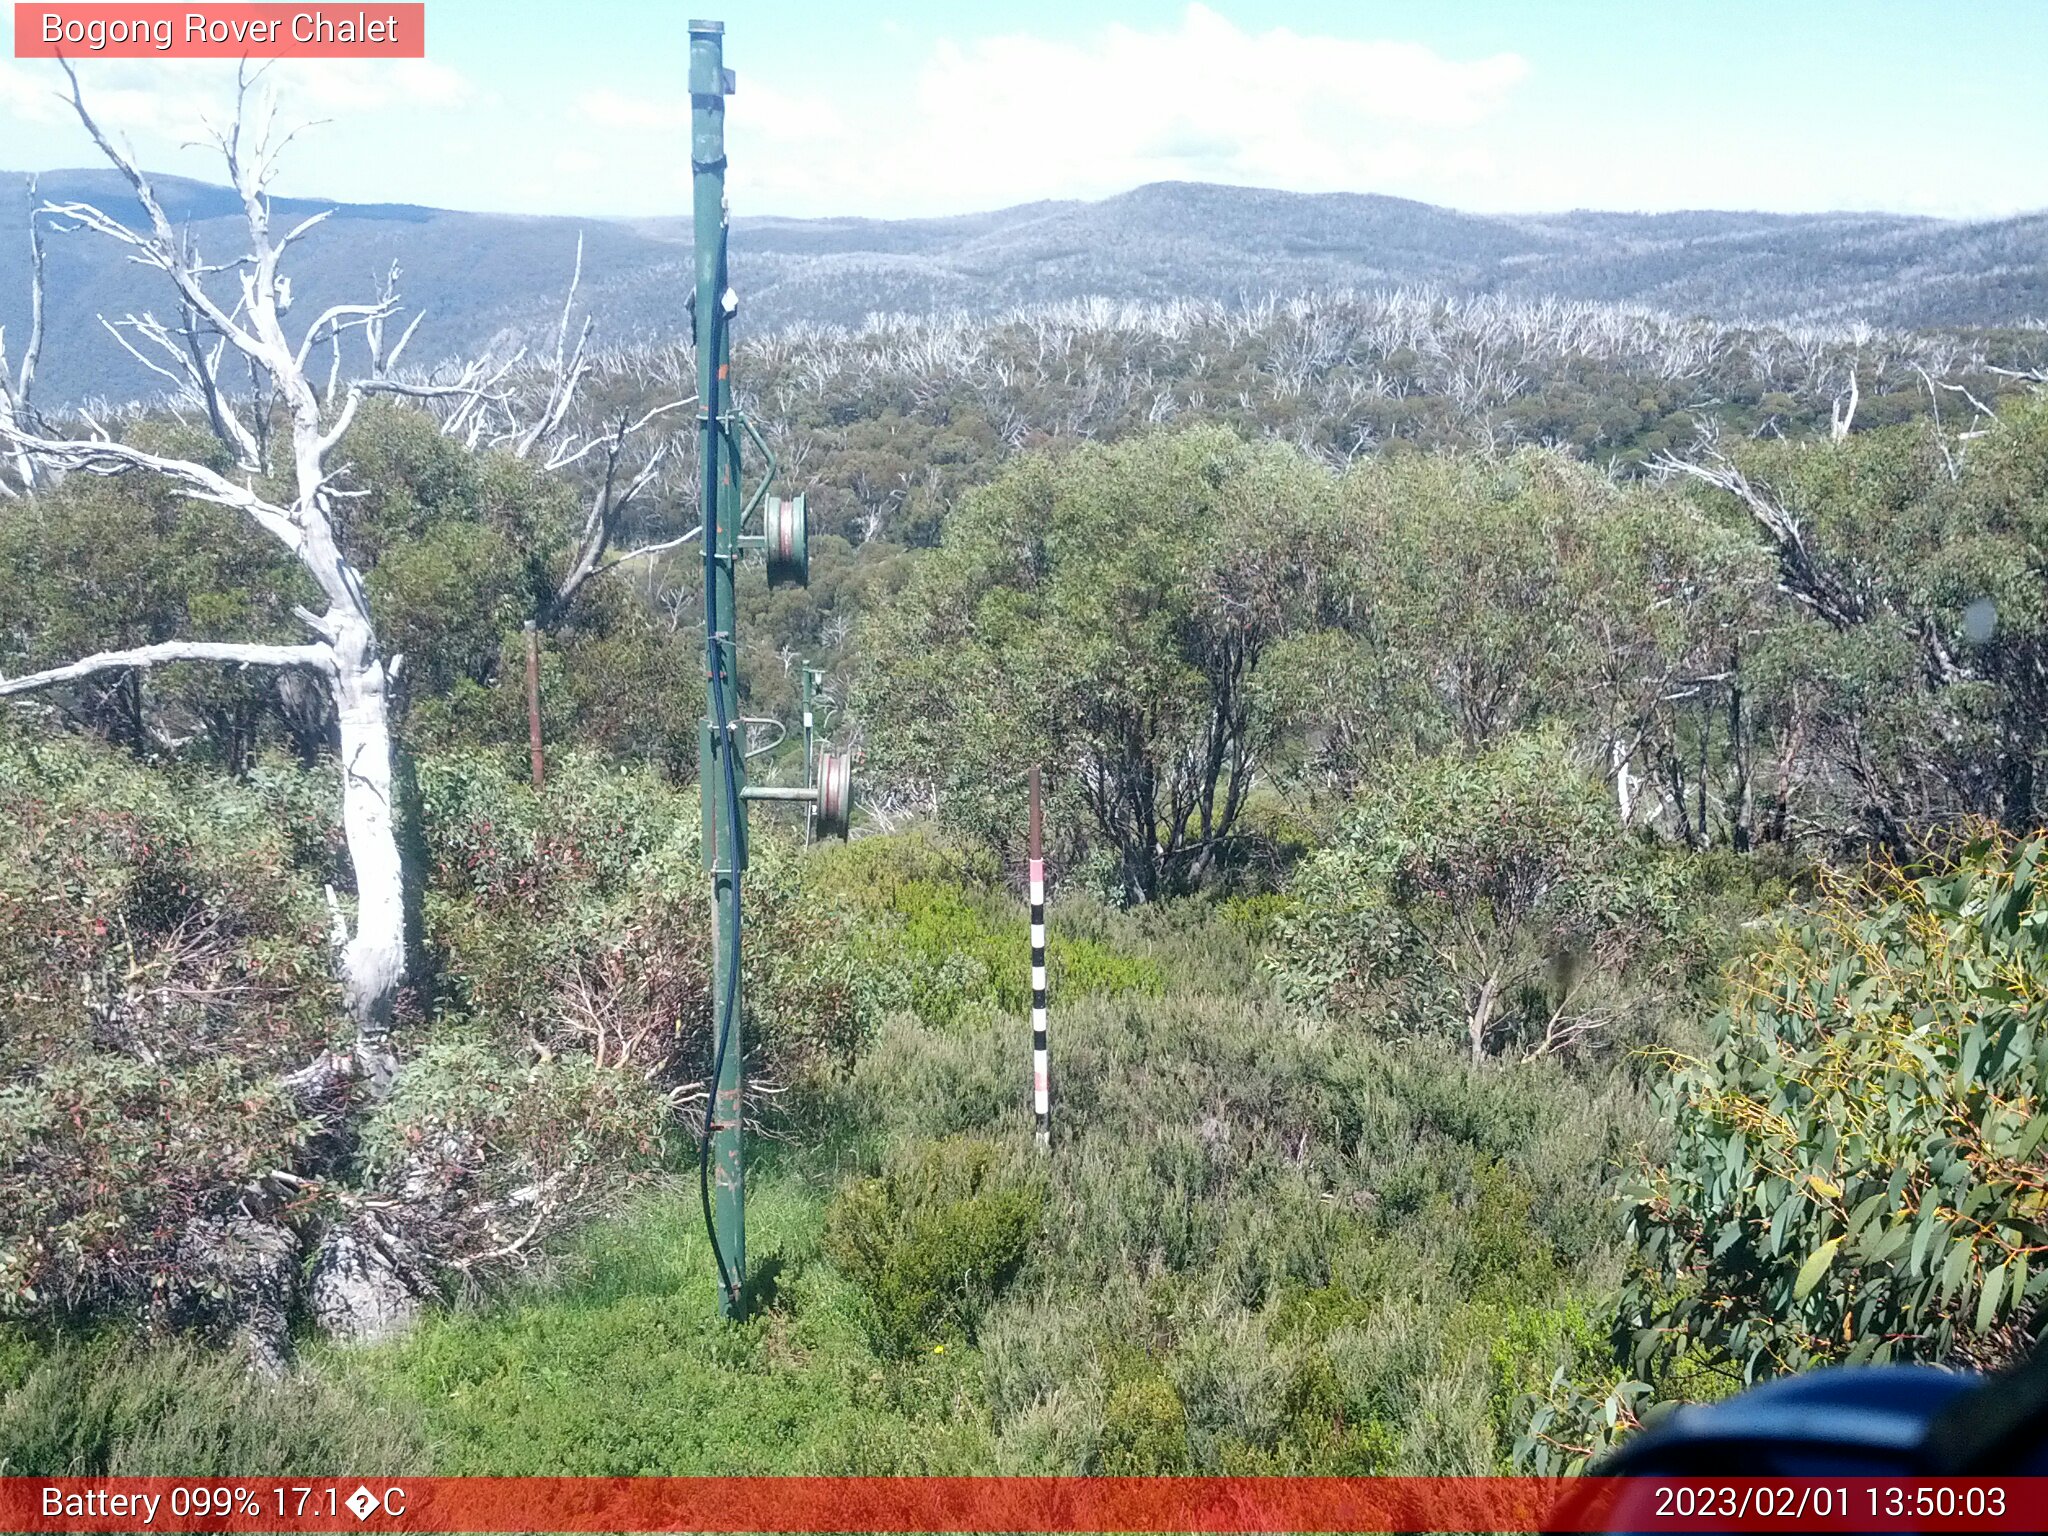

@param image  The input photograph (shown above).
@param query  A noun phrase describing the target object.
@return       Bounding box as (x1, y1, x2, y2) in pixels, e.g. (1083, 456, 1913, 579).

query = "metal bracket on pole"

(735, 412, 777, 530)
(801, 665, 822, 844)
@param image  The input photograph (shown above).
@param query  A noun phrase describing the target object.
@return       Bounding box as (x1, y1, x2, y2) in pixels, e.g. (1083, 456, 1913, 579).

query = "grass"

(3, 880, 1665, 1479)
(328, 969, 1649, 1477)
(0, 1330, 426, 1477)
(333, 1176, 997, 1475)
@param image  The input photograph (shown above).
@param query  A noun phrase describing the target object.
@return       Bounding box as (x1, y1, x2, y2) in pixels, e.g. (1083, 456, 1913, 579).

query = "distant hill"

(4, 172, 2048, 404)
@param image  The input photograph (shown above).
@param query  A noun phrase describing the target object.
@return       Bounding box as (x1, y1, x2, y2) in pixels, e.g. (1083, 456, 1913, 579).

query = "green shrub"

(807, 828, 1164, 1031)
(1273, 732, 1699, 1060)
(1626, 832, 2048, 1384)
(1274, 1351, 1400, 1474)
(838, 978, 1648, 1472)
(357, 1031, 672, 1271)
(0, 1334, 423, 1476)
(824, 1137, 1044, 1356)
(0, 731, 337, 1326)
(1219, 891, 1302, 949)
(0, 445, 311, 765)
(865, 878, 1015, 1027)
(1096, 1372, 1191, 1474)
(802, 824, 1002, 908)
(1515, 832, 2048, 1476)
(417, 749, 863, 1092)
(858, 427, 1333, 902)
(1206, 793, 1325, 895)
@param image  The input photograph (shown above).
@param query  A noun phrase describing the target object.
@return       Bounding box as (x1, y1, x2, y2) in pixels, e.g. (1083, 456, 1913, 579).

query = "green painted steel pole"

(801, 665, 819, 844)
(690, 17, 746, 1317)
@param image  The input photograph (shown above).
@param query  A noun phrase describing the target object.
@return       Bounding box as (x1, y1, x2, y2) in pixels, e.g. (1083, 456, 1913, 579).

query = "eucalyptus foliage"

(1626, 831, 2048, 1386)
(858, 425, 1327, 901)
(1273, 734, 1701, 1060)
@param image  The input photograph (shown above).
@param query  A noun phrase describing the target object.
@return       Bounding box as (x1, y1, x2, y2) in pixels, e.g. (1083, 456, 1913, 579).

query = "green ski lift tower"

(690, 18, 853, 1319)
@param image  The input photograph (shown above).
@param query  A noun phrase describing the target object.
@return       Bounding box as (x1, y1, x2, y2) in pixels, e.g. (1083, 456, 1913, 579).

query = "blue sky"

(2, 1, 2043, 220)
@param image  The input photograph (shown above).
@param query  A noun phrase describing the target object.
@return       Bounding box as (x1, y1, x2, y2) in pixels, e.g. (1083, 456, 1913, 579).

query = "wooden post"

(1028, 765, 1049, 1147)
(523, 620, 544, 790)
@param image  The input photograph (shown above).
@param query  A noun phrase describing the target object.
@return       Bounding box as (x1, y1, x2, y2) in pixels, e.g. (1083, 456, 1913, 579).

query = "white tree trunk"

(333, 622, 404, 1082)
(1610, 734, 1637, 826)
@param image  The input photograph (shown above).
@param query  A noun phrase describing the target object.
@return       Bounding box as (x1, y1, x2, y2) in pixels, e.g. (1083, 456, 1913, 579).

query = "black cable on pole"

(697, 638, 743, 1312)
(695, 273, 742, 1314)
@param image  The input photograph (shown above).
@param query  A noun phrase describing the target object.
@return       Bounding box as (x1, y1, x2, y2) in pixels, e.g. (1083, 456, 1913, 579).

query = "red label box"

(13, 4, 426, 58)
(8, 1476, 2048, 1533)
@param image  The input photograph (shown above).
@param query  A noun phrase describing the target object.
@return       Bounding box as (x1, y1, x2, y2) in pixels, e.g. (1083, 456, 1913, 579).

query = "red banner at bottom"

(5, 1476, 2046, 1532)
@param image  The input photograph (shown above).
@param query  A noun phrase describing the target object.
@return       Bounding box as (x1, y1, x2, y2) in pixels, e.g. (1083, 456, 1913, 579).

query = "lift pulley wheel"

(814, 749, 853, 840)
(764, 494, 809, 590)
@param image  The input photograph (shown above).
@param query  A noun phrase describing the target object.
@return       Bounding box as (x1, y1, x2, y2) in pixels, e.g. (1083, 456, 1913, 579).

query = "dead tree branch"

(1654, 427, 1868, 631)
(0, 174, 46, 495)
(0, 640, 332, 696)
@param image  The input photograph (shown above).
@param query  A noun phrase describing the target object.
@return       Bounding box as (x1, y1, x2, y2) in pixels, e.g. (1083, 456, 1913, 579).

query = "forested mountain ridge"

(6, 170, 2048, 403)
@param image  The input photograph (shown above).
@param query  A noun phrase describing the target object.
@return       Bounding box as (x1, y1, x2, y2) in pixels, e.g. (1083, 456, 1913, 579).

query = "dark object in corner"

(1572, 1350, 2048, 1531)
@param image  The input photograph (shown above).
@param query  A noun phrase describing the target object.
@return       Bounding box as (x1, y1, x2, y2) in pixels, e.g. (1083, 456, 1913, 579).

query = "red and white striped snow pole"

(1028, 765, 1050, 1148)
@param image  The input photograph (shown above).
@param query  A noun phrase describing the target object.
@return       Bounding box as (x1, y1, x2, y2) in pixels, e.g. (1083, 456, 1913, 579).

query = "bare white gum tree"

(0, 70, 706, 1346)
(0, 174, 45, 497)
(0, 65, 485, 1092)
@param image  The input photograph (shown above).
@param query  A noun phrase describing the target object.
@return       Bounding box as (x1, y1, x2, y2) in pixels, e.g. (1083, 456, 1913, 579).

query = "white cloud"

(272, 57, 475, 114)
(728, 81, 845, 146)
(9, 6, 1536, 220)
(725, 4, 1528, 216)
(581, 81, 842, 143)
(0, 55, 477, 157)
(0, 60, 67, 123)
(578, 86, 688, 133)
(8, 8, 2038, 222)
(543, 5, 1527, 219)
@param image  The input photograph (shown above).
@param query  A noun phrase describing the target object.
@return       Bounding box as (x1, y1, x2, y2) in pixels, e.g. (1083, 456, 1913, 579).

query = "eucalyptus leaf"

(1795, 1237, 1843, 1301)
